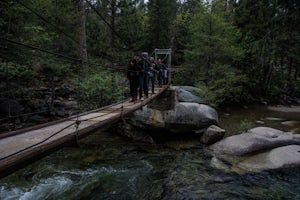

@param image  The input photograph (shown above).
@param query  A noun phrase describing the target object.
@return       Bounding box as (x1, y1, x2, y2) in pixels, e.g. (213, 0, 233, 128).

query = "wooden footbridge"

(0, 86, 169, 178)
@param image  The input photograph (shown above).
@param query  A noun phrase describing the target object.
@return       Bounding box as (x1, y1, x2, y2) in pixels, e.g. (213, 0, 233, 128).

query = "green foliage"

(186, 1, 243, 68)
(172, 64, 195, 86)
(86, 10, 111, 54)
(194, 65, 248, 106)
(235, 0, 300, 98)
(171, 12, 192, 64)
(293, 80, 300, 97)
(183, 0, 246, 106)
(0, 0, 299, 112)
(192, 83, 208, 99)
(0, 61, 37, 98)
(116, 1, 147, 50)
(23, 24, 57, 46)
(146, 0, 178, 50)
(238, 119, 254, 133)
(0, 61, 37, 81)
(77, 69, 126, 110)
(39, 59, 75, 78)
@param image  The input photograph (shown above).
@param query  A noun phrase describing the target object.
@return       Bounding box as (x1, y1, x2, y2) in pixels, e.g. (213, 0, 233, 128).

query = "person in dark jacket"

(157, 58, 164, 87)
(162, 62, 169, 85)
(149, 57, 158, 94)
(139, 52, 151, 100)
(127, 59, 139, 102)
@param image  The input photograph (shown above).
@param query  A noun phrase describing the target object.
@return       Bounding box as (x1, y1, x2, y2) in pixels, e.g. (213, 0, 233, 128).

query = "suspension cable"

(85, 0, 134, 50)
(0, 103, 129, 161)
(0, 37, 83, 64)
(0, 121, 76, 161)
(161, 53, 169, 62)
(17, 1, 80, 46)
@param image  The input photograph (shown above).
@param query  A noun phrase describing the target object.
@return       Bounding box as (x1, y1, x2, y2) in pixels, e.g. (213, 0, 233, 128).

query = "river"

(1, 105, 300, 199)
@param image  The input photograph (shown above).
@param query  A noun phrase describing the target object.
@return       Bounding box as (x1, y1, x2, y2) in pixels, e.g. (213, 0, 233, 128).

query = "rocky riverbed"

(114, 86, 300, 174)
(1, 86, 300, 199)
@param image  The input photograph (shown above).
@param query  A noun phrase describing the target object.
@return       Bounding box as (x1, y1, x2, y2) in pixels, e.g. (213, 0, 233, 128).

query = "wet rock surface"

(200, 125, 225, 145)
(209, 127, 300, 173)
(117, 86, 221, 143)
(237, 145, 300, 172)
(0, 84, 78, 133)
(210, 127, 300, 156)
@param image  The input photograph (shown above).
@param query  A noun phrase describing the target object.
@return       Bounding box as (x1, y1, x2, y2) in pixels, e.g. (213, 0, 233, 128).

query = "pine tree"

(235, 0, 300, 97)
(146, 0, 178, 50)
(185, 0, 245, 104)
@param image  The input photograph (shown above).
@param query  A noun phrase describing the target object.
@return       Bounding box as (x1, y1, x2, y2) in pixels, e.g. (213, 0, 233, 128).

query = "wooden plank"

(0, 85, 169, 178)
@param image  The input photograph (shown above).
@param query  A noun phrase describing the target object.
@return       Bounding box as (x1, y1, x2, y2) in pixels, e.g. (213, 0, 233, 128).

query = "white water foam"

(1, 176, 72, 200)
(21, 176, 72, 200)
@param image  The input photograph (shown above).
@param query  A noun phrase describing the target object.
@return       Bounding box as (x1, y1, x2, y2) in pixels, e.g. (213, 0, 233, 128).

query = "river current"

(1, 105, 300, 199)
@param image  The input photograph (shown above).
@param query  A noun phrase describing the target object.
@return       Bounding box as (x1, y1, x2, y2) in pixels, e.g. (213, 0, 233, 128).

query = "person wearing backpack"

(138, 52, 151, 100)
(149, 57, 158, 94)
(127, 59, 139, 102)
(157, 58, 164, 87)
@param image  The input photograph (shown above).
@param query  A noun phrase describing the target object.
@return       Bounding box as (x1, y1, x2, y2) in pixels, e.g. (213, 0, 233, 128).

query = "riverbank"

(268, 105, 300, 113)
(1, 102, 300, 199)
(1, 129, 300, 199)
(219, 104, 300, 136)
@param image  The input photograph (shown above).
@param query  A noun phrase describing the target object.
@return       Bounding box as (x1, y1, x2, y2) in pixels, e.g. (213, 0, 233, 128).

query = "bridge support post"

(154, 48, 172, 84)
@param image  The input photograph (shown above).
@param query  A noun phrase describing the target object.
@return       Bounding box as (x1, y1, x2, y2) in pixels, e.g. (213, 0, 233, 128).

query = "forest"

(0, 0, 299, 130)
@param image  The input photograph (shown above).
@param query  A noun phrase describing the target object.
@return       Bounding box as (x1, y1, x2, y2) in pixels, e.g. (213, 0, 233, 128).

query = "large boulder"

(124, 86, 219, 136)
(132, 102, 218, 133)
(210, 127, 300, 156)
(209, 127, 300, 173)
(114, 118, 155, 144)
(131, 106, 165, 130)
(237, 145, 300, 172)
(165, 103, 218, 133)
(172, 86, 206, 104)
(178, 86, 202, 94)
(200, 125, 225, 145)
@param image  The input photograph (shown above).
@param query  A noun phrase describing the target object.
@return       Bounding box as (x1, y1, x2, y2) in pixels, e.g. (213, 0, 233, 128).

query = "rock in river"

(210, 127, 300, 156)
(132, 97, 218, 133)
(200, 125, 225, 145)
(118, 86, 220, 142)
(209, 127, 300, 173)
(237, 145, 300, 172)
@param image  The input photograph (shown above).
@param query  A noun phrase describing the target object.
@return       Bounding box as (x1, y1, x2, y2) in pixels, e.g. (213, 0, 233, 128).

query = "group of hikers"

(127, 52, 169, 103)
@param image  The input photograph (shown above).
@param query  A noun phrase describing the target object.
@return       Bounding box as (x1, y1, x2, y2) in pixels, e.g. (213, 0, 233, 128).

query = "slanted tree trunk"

(73, 0, 88, 74)
(206, 14, 213, 85)
(110, 0, 116, 49)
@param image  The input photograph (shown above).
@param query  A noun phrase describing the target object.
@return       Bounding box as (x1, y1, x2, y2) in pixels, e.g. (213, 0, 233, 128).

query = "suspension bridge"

(0, 84, 170, 178)
(0, 38, 173, 178)
(0, 1, 175, 178)
(0, 46, 172, 177)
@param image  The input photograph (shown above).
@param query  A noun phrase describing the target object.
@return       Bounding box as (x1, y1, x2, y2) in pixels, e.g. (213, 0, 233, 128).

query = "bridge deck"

(0, 86, 168, 177)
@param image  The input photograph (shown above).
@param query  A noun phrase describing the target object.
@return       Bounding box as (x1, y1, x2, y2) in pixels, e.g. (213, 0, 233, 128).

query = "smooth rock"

(238, 145, 300, 172)
(200, 125, 225, 145)
(210, 127, 300, 156)
(174, 87, 206, 104)
(131, 87, 218, 134)
(281, 121, 300, 127)
(165, 103, 218, 133)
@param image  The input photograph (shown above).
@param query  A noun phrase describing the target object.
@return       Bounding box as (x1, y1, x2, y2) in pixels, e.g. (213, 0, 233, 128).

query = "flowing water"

(1, 105, 300, 199)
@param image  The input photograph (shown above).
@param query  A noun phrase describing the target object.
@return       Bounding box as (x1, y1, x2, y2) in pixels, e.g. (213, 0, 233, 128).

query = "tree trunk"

(206, 14, 213, 85)
(73, 0, 88, 73)
(110, 0, 116, 49)
(288, 58, 293, 82)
